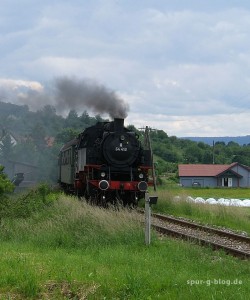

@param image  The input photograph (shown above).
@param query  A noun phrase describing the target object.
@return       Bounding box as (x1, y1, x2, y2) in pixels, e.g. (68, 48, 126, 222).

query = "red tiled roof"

(178, 163, 238, 177)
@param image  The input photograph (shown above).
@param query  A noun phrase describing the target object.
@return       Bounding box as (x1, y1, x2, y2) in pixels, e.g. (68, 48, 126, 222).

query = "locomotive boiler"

(58, 118, 154, 206)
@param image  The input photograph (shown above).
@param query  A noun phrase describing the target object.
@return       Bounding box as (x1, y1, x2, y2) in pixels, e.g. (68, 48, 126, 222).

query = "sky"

(1, 0, 250, 137)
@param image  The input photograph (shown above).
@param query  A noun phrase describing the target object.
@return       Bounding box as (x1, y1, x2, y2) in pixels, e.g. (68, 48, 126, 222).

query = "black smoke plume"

(54, 77, 129, 119)
(3, 77, 130, 119)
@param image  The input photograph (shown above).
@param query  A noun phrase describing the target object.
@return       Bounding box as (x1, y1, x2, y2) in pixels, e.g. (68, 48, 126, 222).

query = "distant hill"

(182, 136, 250, 146)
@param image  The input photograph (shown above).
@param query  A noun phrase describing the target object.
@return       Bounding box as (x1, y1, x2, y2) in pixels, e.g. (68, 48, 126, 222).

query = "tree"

(184, 144, 203, 163)
(94, 114, 105, 123)
(202, 150, 213, 164)
(56, 128, 80, 144)
(30, 123, 46, 150)
(0, 165, 14, 196)
(65, 110, 81, 129)
(155, 130, 168, 140)
(80, 111, 91, 126)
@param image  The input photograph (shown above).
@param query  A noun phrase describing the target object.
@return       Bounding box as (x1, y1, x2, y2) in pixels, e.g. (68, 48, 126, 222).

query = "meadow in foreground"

(0, 187, 249, 299)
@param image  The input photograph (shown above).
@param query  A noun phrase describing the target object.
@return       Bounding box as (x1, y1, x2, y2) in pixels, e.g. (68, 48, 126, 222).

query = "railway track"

(139, 210, 250, 259)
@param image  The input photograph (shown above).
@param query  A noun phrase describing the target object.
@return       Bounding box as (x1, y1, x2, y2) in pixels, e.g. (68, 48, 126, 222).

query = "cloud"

(0, 79, 43, 91)
(125, 112, 250, 137)
(0, 1, 250, 136)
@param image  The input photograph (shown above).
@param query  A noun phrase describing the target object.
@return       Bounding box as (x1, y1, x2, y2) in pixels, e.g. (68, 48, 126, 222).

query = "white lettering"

(115, 147, 127, 151)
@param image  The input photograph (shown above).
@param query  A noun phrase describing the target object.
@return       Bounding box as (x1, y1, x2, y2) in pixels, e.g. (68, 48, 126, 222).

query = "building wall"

(180, 176, 245, 188)
(1, 160, 38, 188)
(180, 177, 217, 187)
(180, 173, 249, 188)
(231, 165, 250, 187)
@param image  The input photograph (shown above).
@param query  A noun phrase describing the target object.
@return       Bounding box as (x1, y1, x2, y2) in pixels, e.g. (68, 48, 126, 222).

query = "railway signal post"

(145, 192, 158, 245)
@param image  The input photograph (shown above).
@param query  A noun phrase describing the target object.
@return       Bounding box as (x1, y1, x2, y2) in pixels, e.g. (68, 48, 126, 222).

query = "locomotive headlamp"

(101, 172, 106, 178)
(139, 173, 144, 179)
(138, 181, 148, 192)
(99, 180, 109, 190)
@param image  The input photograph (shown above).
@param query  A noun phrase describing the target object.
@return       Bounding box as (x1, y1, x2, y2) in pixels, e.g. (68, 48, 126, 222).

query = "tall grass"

(0, 190, 146, 298)
(0, 194, 144, 249)
(0, 188, 249, 299)
(154, 189, 250, 234)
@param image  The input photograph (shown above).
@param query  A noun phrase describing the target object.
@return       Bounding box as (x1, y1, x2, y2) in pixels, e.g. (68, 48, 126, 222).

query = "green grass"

(156, 185, 250, 199)
(0, 189, 249, 299)
(150, 187, 250, 235)
(0, 236, 249, 299)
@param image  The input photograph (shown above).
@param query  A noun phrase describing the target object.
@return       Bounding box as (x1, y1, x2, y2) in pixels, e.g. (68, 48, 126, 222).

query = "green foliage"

(30, 123, 47, 150)
(55, 128, 80, 144)
(0, 165, 14, 196)
(0, 101, 250, 183)
(0, 183, 56, 219)
(0, 102, 108, 183)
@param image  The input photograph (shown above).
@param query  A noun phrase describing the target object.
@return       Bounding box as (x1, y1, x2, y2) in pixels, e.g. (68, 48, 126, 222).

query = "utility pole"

(212, 140, 215, 164)
(143, 126, 157, 191)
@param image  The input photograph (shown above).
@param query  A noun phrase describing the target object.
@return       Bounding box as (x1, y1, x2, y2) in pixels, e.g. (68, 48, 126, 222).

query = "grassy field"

(156, 185, 250, 199)
(149, 186, 250, 235)
(0, 187, 249, 299)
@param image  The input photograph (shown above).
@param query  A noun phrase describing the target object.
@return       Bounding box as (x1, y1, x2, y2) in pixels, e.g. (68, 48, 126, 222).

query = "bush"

(0, 165, 14, 196)
(0, 183, 57, 219)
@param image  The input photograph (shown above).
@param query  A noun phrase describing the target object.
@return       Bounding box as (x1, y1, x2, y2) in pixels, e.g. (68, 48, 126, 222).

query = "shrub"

(0, 165, 14, 196)
(0, 183, 57, 219)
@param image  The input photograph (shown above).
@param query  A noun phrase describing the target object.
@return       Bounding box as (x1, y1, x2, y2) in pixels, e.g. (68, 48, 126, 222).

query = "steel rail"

(138, 209, 250, 259)
(152, 212, 250, 244)
(152, 224, 250, 259)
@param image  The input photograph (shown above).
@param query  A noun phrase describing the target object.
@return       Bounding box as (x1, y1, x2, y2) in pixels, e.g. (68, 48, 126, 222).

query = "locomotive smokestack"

(114, 118, 124, 132)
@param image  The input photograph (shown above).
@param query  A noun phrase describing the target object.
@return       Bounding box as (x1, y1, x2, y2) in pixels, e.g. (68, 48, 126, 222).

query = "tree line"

(0, 101, 249, 184)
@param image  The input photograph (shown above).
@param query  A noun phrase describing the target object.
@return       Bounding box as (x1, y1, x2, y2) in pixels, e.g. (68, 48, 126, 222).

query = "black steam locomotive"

(58, 118, 154, 206)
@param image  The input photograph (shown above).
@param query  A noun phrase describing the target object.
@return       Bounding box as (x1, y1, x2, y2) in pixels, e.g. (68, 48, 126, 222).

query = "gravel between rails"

(138, 210, 250, 258)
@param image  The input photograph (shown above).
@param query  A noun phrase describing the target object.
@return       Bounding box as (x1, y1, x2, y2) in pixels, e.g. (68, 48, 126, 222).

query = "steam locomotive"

(58, 118, 154, 206)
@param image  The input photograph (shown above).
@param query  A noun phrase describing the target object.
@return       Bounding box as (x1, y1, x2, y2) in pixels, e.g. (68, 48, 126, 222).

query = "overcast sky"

(1, 0, 250, 137)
